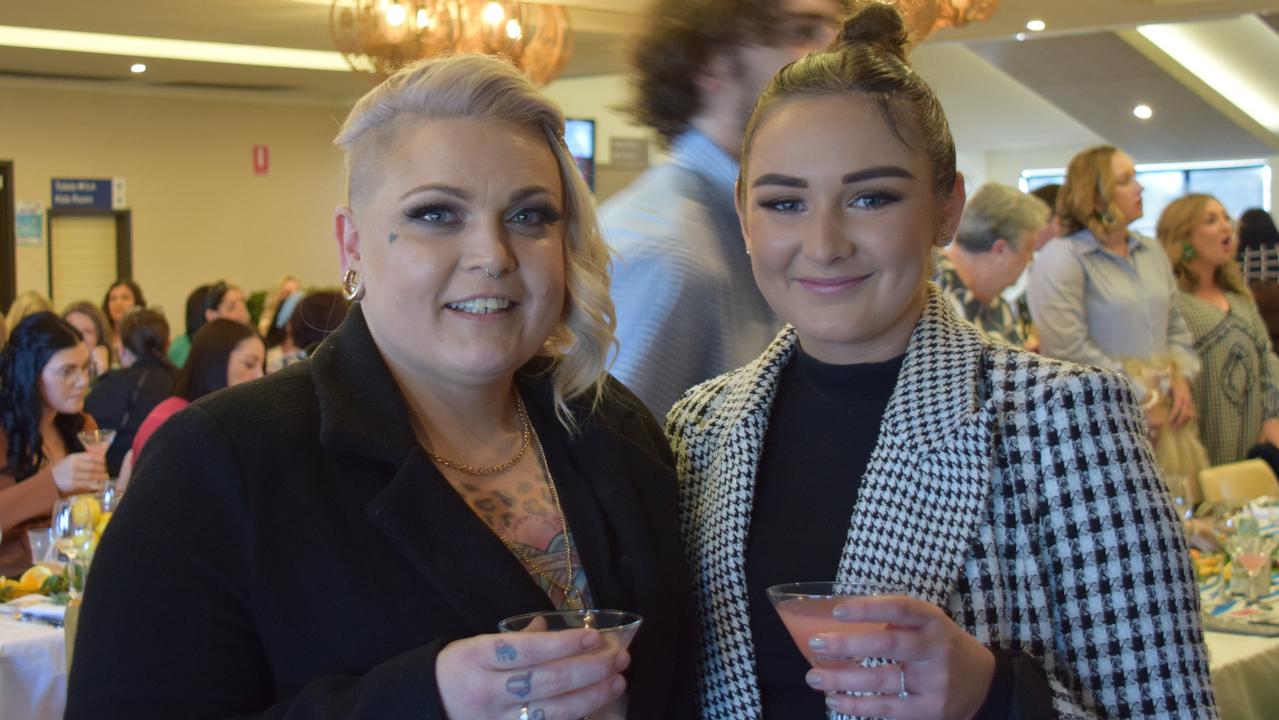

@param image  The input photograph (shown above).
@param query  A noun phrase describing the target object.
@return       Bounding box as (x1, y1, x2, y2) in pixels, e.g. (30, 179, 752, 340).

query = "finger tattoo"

(496, 639, 517, 663)
(507, 670, 533, 698)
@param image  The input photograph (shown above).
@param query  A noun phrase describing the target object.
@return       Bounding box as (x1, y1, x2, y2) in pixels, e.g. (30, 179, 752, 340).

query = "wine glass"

(1229, 534, 1277, 605)
(766, 580, 904, 670)
(50, 497, 97, 600)
(498, 609, 642, 720)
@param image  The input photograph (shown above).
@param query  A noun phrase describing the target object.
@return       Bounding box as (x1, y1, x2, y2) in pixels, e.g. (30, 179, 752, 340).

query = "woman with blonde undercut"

(68, 55, 692, 720)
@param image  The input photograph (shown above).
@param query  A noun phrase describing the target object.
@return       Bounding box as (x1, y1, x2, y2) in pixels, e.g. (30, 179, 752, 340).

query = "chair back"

(1199, 459, 1279, 504)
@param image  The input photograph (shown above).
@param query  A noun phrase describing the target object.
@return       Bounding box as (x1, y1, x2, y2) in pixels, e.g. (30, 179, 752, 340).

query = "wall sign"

(50, 178, 126, 209)
(16, 201, 43, 247)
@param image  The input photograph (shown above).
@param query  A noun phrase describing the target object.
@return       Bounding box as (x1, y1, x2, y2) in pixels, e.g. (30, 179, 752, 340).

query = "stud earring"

(341, 267, 365, 302)
(937, 231, 951, 247)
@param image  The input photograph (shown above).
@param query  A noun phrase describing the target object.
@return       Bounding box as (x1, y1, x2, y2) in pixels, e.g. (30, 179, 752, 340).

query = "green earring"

(1182, 244, 1197, 262)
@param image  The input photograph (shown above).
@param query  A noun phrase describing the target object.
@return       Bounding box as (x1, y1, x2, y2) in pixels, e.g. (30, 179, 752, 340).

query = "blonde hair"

(1058, 145, 1126, 239)
(1157, 193, 1248, 296)
(334, 54, 616, 430)
(5, 291, 52, 337)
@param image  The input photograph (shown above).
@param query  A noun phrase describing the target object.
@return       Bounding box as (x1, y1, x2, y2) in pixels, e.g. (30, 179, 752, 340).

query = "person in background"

(1029, 183, 1061, 249)
(166, 285, 210, 368)
(4, 291, 52, 338)
(62, 301, 113, 381)
(600, 0, 847, 417)
(934, 182, 1048, 348)
(1237, 207, 1279, 259)
(119, 318, 265, 489)
(0, 312, 106, 577)
(69, 54, 691, 720)
(258, 274, 302, 349)
(1159, 194, 1279, 472)
(202, 280, 252, 327)
(266, 291, 348, 373)
(84, 309, 177, 476)
(1028, 145, 1199, 439)
(668, 5, 1215, 717)
(100, 280, 146, 358)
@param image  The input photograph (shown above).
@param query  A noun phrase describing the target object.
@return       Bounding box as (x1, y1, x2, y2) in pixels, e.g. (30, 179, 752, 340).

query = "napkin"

(1, 594, 67, 622)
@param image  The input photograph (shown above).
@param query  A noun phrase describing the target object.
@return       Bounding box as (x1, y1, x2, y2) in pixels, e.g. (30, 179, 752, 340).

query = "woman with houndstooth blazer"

(666, 5, 1216, 719)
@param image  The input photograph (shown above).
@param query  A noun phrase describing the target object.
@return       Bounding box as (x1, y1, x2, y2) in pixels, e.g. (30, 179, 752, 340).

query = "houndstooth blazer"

(667, 286, 1217, 720)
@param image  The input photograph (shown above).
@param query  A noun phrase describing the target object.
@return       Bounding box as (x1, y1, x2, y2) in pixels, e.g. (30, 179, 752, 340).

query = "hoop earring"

(341, 267, 365, 302)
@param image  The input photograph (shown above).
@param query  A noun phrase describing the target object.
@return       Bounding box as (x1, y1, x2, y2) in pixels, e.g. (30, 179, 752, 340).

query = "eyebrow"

(751, 166, 916, 190)
(508, 185, 559, 204)
(399, 184, 469, 201)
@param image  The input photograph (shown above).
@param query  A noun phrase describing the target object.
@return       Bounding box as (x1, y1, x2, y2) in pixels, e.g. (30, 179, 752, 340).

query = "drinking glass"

(77, 428, 116, 460)
(50, 497, 97, 600)
(1229, 534, 1277, 604)
(27, 528, 57, 567)
(1164, 474, 1195, 526)
(767, 580, 905, 669)
(498, 609, 642, 720)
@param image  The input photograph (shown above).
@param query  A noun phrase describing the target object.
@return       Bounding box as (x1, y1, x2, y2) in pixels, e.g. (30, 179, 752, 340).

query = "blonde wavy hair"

(1157, 193, 1248, 296)
(1057, 145, 1128, 240)
(333, 54, 616, 430)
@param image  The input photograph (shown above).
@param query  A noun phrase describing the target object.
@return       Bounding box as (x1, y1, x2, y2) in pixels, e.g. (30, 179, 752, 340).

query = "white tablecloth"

(0, 615, 65, 720)
(1205, 630, 1279, 720)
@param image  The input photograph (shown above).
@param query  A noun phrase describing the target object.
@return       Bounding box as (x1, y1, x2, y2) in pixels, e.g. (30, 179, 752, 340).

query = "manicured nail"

(808, 636, 827, 650)
(581, 630, 601, 648)
(832, 605, 848, 619)
(825, 695, 840, 710)
(806, 671, 823, 688)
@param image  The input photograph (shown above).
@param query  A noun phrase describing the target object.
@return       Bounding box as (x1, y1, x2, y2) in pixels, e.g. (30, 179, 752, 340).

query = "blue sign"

(51, 178, 119, 209)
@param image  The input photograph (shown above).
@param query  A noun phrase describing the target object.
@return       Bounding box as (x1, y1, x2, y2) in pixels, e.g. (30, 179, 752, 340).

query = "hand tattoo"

(388, 232, 398, 243)
(507, 670, 533, 698)
(531, 711, 546, 720)
(496, 639, 517, 663)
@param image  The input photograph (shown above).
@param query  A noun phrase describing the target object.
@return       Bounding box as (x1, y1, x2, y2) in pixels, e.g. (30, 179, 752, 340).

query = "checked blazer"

(667, 286, 1217, 719)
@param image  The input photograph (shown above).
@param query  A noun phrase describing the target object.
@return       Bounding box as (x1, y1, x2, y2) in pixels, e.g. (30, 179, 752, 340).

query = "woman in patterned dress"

(666, 4, 1216, 718)
(1159, 193, 1279, 467)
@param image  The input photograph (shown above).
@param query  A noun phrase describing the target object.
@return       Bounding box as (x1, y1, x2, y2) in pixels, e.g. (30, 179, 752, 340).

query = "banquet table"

(0, 601, 1277, 719)
(0, 614, 65, 720)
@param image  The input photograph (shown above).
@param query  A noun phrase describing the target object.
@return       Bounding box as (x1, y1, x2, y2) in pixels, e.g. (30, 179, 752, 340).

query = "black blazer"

(83, 357, 177, 475)
(67, 305, 693, 719)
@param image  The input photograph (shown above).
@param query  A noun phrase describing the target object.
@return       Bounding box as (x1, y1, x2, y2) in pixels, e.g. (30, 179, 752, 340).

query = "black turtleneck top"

(744, 345, 1024, 718)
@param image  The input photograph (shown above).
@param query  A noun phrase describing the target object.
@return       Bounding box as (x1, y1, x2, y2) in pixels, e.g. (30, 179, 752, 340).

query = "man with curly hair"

(601, 0, 847, 416)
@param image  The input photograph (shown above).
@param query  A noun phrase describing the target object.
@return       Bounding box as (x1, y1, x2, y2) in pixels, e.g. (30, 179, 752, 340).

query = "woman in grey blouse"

(1027, 145, 1199, 438)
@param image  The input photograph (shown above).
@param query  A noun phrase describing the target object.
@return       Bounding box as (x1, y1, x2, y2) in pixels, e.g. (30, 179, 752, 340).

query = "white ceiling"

(0, 0, 1276, 161)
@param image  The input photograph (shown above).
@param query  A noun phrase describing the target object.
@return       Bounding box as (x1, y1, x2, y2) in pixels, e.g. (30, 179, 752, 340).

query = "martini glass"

(1229, 534, 1277, 605)
(499, 609, 642, 720)
(77, 428, 116, 460)
(767, 580, 903, 670)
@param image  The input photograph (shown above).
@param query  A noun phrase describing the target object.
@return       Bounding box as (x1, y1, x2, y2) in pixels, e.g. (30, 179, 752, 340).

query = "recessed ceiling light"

(1015, 32, 1027, 42)
(1133, 104, 1153, 120)
(1026, 20, 1046, 32)
(130, 62, 146, 73)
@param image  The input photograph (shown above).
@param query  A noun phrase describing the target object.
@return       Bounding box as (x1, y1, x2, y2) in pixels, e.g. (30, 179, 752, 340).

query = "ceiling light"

(1026, 19, 1045, 32)
(1015, 32, 1027, 41)
(130, 63, 146, 73)
(1138, 21, 1279, 133)
(330, 1, 573, 85)
(0, 25, 349, 71)
(1133, 104, 1153, 120)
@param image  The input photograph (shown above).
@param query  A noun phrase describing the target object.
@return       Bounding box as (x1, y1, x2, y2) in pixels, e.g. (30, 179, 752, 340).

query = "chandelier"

(330, 0, 572, 85)
(887, 0, 1001, 42)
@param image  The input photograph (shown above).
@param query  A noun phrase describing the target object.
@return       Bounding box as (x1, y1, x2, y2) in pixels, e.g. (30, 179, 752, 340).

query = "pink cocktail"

(1239, 553, 1268, 574)
(767, 581, 901, 669)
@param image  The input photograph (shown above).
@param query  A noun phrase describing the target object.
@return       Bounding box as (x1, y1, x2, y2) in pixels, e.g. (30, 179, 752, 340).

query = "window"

(1020, 159, 1271, 237)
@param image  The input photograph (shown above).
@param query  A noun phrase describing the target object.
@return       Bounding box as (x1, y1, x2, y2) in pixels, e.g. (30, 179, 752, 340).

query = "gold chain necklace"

(490, 424, 582, 610)
(415, 390, 582, 609)
(421, 390, 530, 476)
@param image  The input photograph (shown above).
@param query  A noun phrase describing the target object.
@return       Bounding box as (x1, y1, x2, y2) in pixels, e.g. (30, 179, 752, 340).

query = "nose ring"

(483, 267, 505, 280)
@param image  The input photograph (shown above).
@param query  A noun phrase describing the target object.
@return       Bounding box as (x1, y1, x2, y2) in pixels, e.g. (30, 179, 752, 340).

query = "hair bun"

(837, 2, 911, 61)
